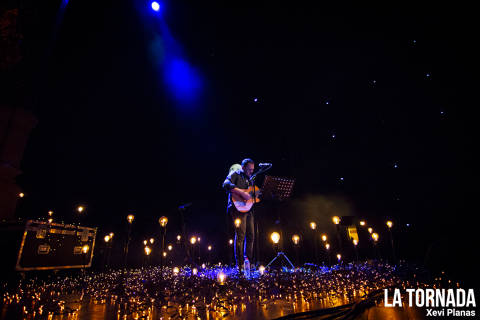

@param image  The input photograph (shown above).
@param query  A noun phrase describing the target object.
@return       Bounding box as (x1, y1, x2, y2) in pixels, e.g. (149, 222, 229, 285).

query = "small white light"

(259, 265, 265, 275)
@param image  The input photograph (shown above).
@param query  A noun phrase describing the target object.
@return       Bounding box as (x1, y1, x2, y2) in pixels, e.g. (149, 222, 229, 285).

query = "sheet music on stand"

(261, 176, 295, 201)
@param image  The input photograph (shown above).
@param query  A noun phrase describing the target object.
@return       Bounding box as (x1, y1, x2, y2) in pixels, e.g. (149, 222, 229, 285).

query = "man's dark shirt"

(223, 169, 251, 211)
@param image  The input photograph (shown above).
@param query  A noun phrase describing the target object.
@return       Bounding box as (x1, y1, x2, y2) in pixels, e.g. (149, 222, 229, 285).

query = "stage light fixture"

(151, 1, 160, 12)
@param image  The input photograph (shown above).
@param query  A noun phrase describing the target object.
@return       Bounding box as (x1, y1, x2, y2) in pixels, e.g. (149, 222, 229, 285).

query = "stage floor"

(1, 263, 432, 320)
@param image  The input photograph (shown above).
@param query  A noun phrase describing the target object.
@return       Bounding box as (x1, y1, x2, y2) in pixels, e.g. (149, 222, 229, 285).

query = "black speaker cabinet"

(0, 219, 96, 271)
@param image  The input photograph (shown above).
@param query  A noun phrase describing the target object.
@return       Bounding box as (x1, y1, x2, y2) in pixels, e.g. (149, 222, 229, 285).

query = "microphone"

(179, 203, 192, 210)
(258, 163, 272, 167)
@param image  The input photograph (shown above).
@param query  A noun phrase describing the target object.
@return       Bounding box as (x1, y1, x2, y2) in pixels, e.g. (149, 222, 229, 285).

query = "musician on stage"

(223, 158, 255, 272)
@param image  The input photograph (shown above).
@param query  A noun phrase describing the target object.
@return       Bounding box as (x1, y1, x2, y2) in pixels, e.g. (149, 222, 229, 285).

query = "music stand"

(266, 251, 295, 269)
(261, 176, 295, 202)
(262, 176, 296, 269)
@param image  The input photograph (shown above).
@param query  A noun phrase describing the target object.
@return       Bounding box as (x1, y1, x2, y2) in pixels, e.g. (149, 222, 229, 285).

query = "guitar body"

(232, 186, 261, 212)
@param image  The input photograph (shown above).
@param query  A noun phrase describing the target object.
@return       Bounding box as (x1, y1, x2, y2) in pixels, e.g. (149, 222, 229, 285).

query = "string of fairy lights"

(1, 211, 460, 319)
(1, 261, 459, 320)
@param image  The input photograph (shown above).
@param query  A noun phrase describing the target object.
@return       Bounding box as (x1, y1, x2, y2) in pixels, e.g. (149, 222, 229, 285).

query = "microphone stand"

(250, 164, 272, 267)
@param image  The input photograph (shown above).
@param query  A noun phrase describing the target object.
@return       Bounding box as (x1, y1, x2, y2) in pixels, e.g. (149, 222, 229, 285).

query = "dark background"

(2, 1, 476, 287)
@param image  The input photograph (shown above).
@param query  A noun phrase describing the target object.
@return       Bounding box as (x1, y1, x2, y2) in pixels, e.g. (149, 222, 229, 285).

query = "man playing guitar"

(223, 158, 260, 273)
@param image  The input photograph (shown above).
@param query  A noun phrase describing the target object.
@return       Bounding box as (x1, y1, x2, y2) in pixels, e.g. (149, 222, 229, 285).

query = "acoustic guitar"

(232, 185, 261, 212)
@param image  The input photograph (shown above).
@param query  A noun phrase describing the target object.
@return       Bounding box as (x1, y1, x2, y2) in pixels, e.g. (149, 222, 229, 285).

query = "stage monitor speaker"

(0, 220, 97, 272)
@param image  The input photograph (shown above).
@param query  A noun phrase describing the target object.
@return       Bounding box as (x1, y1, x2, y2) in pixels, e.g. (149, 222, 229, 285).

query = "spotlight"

(151, 1, 160, 12)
